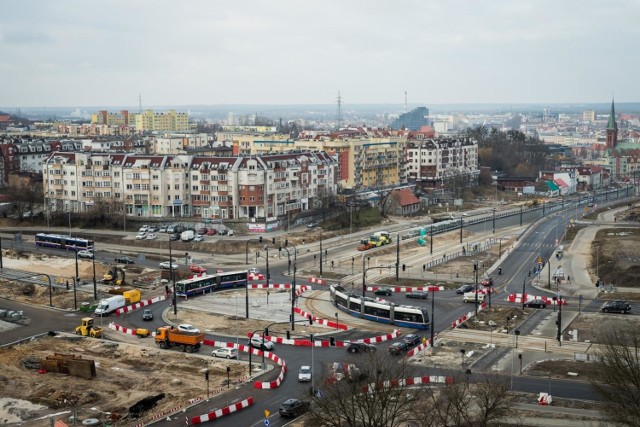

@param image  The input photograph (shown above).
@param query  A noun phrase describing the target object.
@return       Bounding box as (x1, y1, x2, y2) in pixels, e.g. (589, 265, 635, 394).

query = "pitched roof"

(392, 188, 420, 206)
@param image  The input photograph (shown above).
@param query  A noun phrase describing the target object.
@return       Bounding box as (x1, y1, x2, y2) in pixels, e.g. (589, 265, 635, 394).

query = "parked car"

(159, 225, 168, 233)
(218, 229, 228, 235)
(374, 287, 392, 296)
(77, 250, 94, 259)
(177, 324, 200, 333)
(146, 233, 157, 240)
(197, 228, 208, 235)
(279, 399, 310, 418)
(406, 291, 428, 299)
(403, 334, 421, 347)
(602, 300, 631, 314)
(148, 225, 159, 232)
(189, 264, 207, 274)
(115, 256, 134, 264)
(169, 233, 180, 241)
(166, 224, 177, 233)
(142, 309, 153, 321)
(135, 232, 147, 240)
(456, 284, 475, 294)
(463, 292, 485, 303)
(307, 222, 318, 229)
(523, 299, 547, 309)
(481, 277, 494, 286)
(248, 267, 260, 274)
(249, 335, 275, 350)
(346, 342, 376, 354)
(181, 230, 195, 242)
(174, 225, 186, 234)
(159, 261, 178, 270)
(138, 225, 149, 233)
(211, 347, 238, 359)
(206, 229, 218, 236)
(388, 341, 409, 355)
(298, 366, 312, 382)
(194, 235, 204, 242)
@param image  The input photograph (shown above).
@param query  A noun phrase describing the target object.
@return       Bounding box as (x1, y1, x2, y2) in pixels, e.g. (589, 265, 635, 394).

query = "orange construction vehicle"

(154, 326, 204, 352)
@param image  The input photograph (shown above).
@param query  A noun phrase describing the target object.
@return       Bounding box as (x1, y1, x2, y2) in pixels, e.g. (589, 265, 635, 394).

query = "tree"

(5, 180, 42, 219)
(316, 187, 337, 223)
(592, 321, 640, 426)
(309, 353, 426, 427)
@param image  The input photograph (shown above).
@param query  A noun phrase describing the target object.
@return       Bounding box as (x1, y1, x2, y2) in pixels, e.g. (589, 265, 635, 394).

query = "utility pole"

(395, 234, 400, 282)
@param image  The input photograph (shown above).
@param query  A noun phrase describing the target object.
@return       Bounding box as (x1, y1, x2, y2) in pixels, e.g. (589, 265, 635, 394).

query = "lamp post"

(92, 244, 97, 301)
(73, 249, 78, 310)
(319, 238, 323, 277)
(245, 238, 260, 265)
(492, 208, 496, 234)
(473, 261, 479, 320)
(284, 239, 298, 331)
(169, 238, 177, 316)
(310, 333, 315, 395)
(557, 294, 563, 346)
(395, 233, 400, 282)
(335, 312, 339, 330)
(430, 284, 435, 346)
(279, 246, 291, 275)
(522, 276, 526, 311)
(595, 245, 600, 283)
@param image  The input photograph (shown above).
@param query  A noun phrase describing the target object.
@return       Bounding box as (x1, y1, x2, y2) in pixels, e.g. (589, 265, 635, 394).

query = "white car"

(138, 225, 149, 232)
(463, 292, 486, 303)
(249, 335, 275, 350)
(248, 267, 260, 274)
(298, 366, 312, 382)
(135, 232, 147, 240)
(194, 235, 204, 242)
(159, 261, 178, 270)
(212, 347, 238, 359)
(177, 324, 200, 334)
(146, 233, 157, 240)
(77, 250, 94, 259)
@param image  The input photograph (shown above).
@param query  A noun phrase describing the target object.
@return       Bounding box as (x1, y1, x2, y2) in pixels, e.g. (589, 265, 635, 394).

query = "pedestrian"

(65, 280, 69, 290)
(567, 275, 571, 284)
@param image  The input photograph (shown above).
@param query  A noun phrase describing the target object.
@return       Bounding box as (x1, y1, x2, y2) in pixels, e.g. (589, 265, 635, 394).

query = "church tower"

(606, 98, 618, 149)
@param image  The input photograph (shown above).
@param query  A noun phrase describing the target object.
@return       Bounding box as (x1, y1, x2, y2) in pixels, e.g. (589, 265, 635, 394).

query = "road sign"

(264, 410, 270, 418)
(264, 419, 270, 426)
(537, 256, 543, 264)
(422, 337, 427, 344)
(316, 389, 323, 398)
(579, 295, 584, 303)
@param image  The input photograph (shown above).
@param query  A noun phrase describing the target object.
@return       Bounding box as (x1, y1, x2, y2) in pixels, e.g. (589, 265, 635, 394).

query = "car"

(194, 235, 204, 242)
(279, 399, 310, 418)
(463, 292, 485, 303)
(248, 267, 260, 274)
(189, 264, 207, 274)
(135, 232, 147, 240)
(159, 225, 168, 233)
(159, 261, 179, 270)
(481, 277, 494, 286)
(388, 341, 409, 355)
(602, 300, 631, 314)
(374, 287, 393, 296)
(138, 225, 149, 233)
(456, 284, 475, 294)
(218, 229, 228, 235)
(298, 366, 312, 382)
(174, 225, 186, 234)
(169, 233, 180, 241)
(206, 229, 218, 236)
(307, 222, 318, 229)
(249, 335, 275, 350)
(197, 228, 208, 235)
(406, 291, 428, 299)
(403, 334, 421, 347)
(77, 250, 94, 259)
(146, 233, 157, 240)
(346, 342, 376, 354)
(523, 299, 547, 309)
(115, 256, 134, 264)
(142, 309, 153, 321)
(211, 347, 238, 359)
(148, 225, 159, 232)
(166, 225, 177, 233)
(177, 324, 200, 334)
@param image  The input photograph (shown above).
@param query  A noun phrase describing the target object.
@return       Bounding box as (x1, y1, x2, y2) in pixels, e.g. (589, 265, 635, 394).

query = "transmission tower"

(336, 91, 343, 130)
(138, 94, 142, 113)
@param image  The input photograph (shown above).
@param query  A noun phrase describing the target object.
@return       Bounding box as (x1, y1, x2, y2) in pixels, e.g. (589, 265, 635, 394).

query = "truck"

(75, 317, 103, 338)
(155, 325, 204, 352)
(107, 287, 141, 304)
(94, 295, 126, 316)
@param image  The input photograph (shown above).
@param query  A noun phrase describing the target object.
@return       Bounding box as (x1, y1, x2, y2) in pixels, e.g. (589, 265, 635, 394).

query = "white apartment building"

(43, 151, 338, 220)
(405, 138, 479, 189)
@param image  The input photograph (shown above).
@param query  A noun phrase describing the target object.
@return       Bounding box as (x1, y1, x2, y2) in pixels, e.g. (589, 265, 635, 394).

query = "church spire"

(606, 98, 618, 131)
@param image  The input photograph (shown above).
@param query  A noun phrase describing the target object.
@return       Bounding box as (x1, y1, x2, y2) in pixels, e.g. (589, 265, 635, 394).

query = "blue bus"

(175, 270, 248, 297)
(35, 233, 94, 252)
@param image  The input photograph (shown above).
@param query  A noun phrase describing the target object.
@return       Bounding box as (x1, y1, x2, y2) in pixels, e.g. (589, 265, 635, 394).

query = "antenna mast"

(336, 91, 343, 130)
(404, 91, 407, 113)
(138, 94, 142, 113)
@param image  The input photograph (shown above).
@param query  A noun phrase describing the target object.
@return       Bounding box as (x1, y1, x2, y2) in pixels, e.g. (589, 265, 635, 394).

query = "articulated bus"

(175, 270, 248, 297)
(330, 284, 430, 329)
(35, 233, 94, 252)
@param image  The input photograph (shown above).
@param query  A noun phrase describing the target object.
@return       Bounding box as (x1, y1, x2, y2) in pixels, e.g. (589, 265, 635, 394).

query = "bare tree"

(316, 187, 337, 223)
(592, 321, 640, 426)
(5, 180, 43, 219)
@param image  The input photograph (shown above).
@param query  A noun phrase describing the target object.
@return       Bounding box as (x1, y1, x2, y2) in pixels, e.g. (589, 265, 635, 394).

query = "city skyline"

(2, 0, 639, 107)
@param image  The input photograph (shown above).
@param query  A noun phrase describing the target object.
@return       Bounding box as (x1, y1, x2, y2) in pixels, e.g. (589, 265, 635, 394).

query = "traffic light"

(205, 370, 209, 381)
(264, 327, 269, 336)
(226, 366, 231, 374)
(325, 249, 328, 256)
(309, 317, 313, 325)
(272, 238, 276, 245)
(259, 236, 263, 243)
(286, 330, 291, 340)
(285, 239, 289, 247)
(329, 337, 336, 346)
(402, 264, 406, 272)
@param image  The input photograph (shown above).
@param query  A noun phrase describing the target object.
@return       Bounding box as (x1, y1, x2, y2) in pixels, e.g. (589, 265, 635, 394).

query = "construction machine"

(103, 267, 126, 286)
(75, 317, 103, 338)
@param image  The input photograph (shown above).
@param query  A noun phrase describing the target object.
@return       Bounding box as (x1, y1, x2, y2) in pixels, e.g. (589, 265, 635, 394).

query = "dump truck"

(75, 317, 103, 338)
(155, 325, 204, 352)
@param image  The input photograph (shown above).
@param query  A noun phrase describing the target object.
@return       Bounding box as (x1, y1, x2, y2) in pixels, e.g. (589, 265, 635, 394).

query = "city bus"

(34, 233, 94, 252)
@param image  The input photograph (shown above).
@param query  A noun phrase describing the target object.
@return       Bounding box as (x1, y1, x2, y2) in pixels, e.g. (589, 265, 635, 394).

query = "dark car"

(374, 287, 392, 296)
(456, 284, 475, 294)
(523, 299, 547, 309)
(279, 399, 310, 418)
(169, 233, 180, 241)
(142, 309, 153, 321)
(197, 228, 208, 235)
(115, 256, 134, 265)
(174, 225, 186, 234)
(388, 341, 409, 355)
(406, 291, 428, 299)
(346, 342, 377, 354)
(403, 334, 421, 347)
(602, 300, 631, 314)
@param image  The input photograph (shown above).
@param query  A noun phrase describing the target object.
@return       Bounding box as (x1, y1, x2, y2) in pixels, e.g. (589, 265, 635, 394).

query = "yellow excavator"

(103, 267, 126, 286)
(75, 317, 103, 338)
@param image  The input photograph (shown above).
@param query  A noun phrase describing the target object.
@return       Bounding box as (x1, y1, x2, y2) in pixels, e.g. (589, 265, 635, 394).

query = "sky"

(1, 0, 639, 107)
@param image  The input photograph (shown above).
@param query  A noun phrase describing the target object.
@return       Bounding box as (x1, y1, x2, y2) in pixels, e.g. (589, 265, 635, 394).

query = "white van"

(94, 295, 126, 316)
(181, 230, 195, 242)
(463, 292, 485, 303)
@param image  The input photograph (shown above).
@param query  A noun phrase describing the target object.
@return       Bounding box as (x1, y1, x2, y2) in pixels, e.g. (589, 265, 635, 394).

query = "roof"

(545, 180, 559, 191)
(554, 178, 569, 188)
(392, 188, 420, 206)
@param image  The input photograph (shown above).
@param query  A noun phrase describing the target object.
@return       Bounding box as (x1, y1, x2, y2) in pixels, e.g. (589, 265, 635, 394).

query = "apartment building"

(153, 133, 212, 154)
(90, 109, 191, 133)
(42, 151, 338, 220)
(405, 138, 479, 190)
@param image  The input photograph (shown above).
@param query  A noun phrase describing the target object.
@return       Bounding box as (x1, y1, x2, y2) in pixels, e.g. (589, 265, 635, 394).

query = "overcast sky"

(1, 0, 638, 107)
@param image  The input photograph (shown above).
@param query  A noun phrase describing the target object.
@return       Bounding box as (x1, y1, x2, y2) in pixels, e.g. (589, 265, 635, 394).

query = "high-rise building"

(390, 107, 430, 131)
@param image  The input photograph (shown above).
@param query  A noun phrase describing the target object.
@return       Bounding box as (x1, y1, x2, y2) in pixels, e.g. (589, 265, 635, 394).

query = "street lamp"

(92, 243, 97, 301)
(169, 237, 177, 316)
(595, 245, 600, 283)
(430, 284, 436, 346)
(473, 261, 479, 320)
(460, 349, 466, 367)
(73, 249, 78, 310)
(492, 208, 496, 234)
(335, 312, 339, 330)
(279, 246, 291, 275)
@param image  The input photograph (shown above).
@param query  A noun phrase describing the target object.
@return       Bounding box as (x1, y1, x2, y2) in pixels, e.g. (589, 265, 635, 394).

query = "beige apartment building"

(91, 109, 191, 133)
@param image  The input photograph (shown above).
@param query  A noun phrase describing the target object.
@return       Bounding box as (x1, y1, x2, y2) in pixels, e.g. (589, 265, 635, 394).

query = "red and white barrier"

(248, 273, 265, 281)
(244, 329, 400, 348)
(407, 334, 437, 358)
(309, 277, 326, 285)
(115, 294, 167, 316)
(507, 293, 566, 305)
(108, 322, 138, 336)
(367, 285, 445, 293)
(293, 307, 347, 330)
(191, 397, 254, 425)
(538, 392, 552, 405)
(248, 283, 291, 289)
(364, 375, 454, 393)
(357, 329, 401, 345)
(451, 302, 488, 328)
